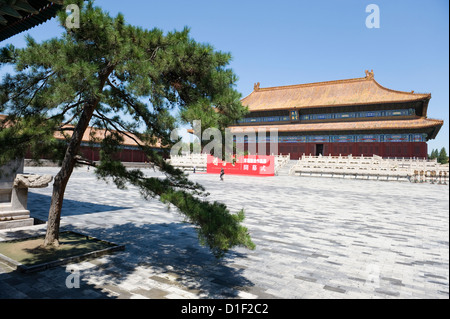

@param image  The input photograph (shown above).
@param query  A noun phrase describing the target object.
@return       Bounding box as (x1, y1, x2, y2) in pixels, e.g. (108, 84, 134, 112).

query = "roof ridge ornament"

(365, 70, 374, 79)
(254, 82, 261, 91)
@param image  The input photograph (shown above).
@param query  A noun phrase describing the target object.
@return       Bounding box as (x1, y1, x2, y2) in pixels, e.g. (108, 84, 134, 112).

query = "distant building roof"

(0, 0, 63, 42)
(242, 70, 431, 112)
(0, 114, 163, 148)
(54, 124, 163, 149)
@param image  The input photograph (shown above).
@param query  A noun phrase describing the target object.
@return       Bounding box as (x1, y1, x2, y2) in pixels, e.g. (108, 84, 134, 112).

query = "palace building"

(229, 71, 443, 160)
(0, 114, 163, 163)
(53, 125, 163, 163)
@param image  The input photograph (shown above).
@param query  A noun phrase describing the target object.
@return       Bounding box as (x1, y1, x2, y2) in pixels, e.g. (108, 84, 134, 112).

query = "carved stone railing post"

(0, 159, 53, 230)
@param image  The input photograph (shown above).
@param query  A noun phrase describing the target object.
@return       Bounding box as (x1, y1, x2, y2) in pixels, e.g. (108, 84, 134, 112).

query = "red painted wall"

(256, 142, 428, 160)
(79, 147, 150, 163)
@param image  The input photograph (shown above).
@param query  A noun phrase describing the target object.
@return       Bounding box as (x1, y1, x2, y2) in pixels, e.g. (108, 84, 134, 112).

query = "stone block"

(0, 159, 52, 230)
(0, 218, 34, 230)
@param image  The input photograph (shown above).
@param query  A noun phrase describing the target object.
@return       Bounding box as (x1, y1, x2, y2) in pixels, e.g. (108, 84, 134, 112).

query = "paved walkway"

(0, 167, 448, 299)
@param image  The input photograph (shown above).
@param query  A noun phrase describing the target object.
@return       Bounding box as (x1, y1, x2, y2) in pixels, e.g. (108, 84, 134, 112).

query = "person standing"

(220, 168, 225, 181)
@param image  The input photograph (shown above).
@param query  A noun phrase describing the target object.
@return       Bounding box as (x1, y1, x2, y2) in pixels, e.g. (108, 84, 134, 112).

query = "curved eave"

(230, 118, 444, 138)
(428, 120, 443, 140)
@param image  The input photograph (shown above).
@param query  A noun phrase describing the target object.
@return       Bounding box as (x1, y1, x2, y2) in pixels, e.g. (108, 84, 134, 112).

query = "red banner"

(207, 155, 275, 176)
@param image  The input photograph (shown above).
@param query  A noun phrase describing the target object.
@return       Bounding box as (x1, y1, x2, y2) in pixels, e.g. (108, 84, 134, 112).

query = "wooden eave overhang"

(230, 117, 444, 141)
(0, 0, 63, 42)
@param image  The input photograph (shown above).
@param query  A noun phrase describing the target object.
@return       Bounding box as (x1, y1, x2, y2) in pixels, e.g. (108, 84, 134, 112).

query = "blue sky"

(1, 0, 448, 152)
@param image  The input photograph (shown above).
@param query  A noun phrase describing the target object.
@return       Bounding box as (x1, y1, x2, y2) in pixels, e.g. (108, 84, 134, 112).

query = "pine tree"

(438, 147, 448, 164)
(0, 1, 254, 257)
(429, 149, 439, 160)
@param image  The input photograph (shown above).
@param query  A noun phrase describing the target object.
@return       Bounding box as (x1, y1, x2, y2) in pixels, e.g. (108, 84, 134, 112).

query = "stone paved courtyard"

(0, 166, 448, 299)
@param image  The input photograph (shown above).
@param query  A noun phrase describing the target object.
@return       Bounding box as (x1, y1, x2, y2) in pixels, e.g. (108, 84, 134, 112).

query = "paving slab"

(0, 166, 448, 299)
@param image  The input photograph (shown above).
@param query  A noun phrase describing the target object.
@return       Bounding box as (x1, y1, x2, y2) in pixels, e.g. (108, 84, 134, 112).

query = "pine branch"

(105, 78, 172, 148)
(92, 111, 144, 148)
(74, 155, 96, 167)
(9, 71, 55, 101)
(56, 105, 84, 129)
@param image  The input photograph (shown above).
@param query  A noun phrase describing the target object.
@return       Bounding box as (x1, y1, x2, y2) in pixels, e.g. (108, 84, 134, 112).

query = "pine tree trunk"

(43, 102, 97, 247)
(44, 171, 69, 247)
(43, 67, 113, 247)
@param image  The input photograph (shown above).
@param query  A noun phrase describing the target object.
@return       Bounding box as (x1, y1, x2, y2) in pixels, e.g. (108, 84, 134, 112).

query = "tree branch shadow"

(0, 220, 254, 299)
(1, 189, 254, 299)
(69, 221, 254, 299)
(28, 192, 132, 221)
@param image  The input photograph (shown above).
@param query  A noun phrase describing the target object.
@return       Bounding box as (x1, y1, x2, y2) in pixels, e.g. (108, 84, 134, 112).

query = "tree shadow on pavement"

(0, 221, 254, 299)
(68, 221, 254, 299)
(27, 192, 132, 221)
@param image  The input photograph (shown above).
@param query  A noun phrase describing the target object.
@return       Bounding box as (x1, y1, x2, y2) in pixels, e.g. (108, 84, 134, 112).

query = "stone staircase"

(275, 160, 297, 176)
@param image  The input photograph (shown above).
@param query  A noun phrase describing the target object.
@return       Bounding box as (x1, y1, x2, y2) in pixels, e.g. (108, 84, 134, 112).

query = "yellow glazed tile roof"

(242, 71, 431, 111)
